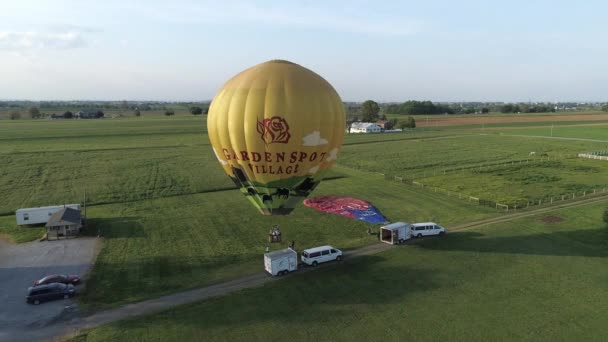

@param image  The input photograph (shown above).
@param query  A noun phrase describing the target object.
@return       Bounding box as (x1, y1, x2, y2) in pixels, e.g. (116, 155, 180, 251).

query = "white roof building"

(349, 122, 382, 133)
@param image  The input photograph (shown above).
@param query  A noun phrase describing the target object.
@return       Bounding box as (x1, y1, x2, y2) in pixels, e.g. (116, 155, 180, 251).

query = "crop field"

(1, 116, 607, 311)
(339, 132, 608, 174)
(2, 115, 608, 340)
(67, 200, 608, 341)
(488, 123, 608, 141)
(338, 131, 608, 206)
(0, 117, 498, 307)
(404, 111, 608, 127)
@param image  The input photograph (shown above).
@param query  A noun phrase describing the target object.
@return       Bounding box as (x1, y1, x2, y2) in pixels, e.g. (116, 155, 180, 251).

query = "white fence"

(578, 153, 608, 161)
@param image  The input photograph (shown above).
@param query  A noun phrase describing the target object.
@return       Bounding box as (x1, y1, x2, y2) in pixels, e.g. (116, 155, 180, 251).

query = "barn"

(45, 207, 83, 239)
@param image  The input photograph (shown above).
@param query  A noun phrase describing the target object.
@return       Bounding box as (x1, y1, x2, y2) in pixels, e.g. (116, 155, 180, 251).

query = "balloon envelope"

(207, 60, 345, 215)
(303, 196, 390, 224)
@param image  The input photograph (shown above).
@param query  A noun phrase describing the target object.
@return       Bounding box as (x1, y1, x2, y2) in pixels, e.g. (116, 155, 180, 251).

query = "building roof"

(46, 208, 81, 227)
(16, 204, 80, 213)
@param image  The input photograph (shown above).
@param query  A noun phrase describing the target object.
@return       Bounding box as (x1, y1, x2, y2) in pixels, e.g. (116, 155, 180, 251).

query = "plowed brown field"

(416, 112, 608, 127)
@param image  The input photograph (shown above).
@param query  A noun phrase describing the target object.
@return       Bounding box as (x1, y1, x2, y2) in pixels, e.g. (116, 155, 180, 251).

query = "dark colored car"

(34, 274, 80, 286)
(26, 283, 76, 305)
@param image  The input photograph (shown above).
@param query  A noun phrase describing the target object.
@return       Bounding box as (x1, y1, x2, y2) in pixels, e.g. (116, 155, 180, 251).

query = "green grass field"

(489, 123, 608, 141)
(1, 116, 607, 308)
(0, 117, 496, 305)
(79, 166, 497, 308)
(338, 132, 608, 206)
(67, 200, 608, 341)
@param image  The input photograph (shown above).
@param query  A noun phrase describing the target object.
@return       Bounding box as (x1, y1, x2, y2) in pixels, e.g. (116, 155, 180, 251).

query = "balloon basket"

(268, 225, 282, 243)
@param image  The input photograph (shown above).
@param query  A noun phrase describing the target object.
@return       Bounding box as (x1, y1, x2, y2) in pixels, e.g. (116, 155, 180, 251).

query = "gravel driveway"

(0, 237, 100, 342)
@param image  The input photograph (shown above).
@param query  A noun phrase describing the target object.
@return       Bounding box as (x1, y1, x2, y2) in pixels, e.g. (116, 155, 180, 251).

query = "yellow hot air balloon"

(207, 60, 345, 215)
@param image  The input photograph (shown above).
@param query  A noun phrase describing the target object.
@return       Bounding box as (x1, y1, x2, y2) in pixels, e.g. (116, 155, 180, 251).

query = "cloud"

(133, 2, 421, 37)
(0, 30, 87, 51)
(302, 131, 328, 146)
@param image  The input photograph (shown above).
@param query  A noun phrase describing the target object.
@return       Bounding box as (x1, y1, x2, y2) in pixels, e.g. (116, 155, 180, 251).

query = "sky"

(1, 0, 607, 102)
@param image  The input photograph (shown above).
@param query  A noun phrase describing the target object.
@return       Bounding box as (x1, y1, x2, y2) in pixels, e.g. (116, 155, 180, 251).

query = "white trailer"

(264, 248, 298, 276)
(15, 204, 81, 225)
(380, 222, 412, 245)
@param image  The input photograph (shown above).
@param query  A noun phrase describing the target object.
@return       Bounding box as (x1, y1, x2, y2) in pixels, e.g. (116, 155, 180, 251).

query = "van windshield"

(303, 252, 308, 258)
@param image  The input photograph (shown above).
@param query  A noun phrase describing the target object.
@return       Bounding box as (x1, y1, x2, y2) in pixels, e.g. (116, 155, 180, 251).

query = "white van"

(301, 245, 342, 266)
(411, 222, 446, 238)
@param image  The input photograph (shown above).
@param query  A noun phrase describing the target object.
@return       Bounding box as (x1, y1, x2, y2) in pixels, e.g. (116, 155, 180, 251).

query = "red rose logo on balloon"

(257, 116, 291, 145)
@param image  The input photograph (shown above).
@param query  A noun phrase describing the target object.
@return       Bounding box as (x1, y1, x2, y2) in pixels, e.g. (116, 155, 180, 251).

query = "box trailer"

(380, 222, 412, 245)
(16, 204, 81, 225)
(264, 248, 298, 276)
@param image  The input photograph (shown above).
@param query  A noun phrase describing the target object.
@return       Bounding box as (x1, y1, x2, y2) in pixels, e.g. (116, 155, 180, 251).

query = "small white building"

(16, 204, 81, 225)
(350, 122, 382, 133)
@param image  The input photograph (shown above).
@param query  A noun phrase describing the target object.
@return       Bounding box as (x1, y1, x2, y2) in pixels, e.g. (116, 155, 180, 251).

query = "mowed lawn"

(80, 166, 497, 308)
(67, 200, 608, 342)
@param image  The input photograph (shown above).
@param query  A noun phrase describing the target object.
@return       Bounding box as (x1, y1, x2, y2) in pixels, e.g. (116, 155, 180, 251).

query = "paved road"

(12, 194, 608, 342)
(0, 237, 100, 342)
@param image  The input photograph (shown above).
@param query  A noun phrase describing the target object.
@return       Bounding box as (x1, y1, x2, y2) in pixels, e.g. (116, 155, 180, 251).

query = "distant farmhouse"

(350, 122, 382, 133)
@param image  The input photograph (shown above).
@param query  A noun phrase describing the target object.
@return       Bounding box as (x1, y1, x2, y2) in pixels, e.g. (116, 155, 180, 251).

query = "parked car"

(34, 274, 80, 286)
(26, 283, 76, 305)
(301, 245, 342, 266)
(411, 222, 446, 238)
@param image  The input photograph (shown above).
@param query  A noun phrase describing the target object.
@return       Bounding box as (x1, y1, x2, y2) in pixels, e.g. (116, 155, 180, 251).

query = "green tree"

(481, 107, 490, 114)
(165, 110, 175, 116)
(28, 107, 41, 119)
(360, 100, 380, 122)
(9, 111, 21, 120)
(407, 116, 416, 128)
(189, 106, 203, 115)
(63, 111, 73, 119)
(602, 104, 608, 112)
(134, 109, 141, 117)
(603, 208, 608, 225)
(385, 118, 398, 130)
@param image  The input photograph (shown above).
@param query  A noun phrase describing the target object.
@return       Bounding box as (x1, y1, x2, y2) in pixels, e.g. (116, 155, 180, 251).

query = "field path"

(16, 195, 608, 342)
